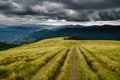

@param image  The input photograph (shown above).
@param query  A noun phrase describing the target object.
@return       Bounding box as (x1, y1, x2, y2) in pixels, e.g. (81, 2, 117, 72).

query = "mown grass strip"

(0, 50, 54, 66)
(5, 49, 64, 80)
(82, 47, 120, 78)
(53, 49, 70, 80)
(57, 48, 73, 80)
(76, 47, 98, 80)
(31, 49, 69, 80)
(79, 47, 118, 80)
(0, 49, 59, 79)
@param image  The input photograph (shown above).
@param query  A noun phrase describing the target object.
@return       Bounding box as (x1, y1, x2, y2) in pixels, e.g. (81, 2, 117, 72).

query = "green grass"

(57, 48, 73, 80)
(76, 47, 98, 80)
(0, 37, 120, 80)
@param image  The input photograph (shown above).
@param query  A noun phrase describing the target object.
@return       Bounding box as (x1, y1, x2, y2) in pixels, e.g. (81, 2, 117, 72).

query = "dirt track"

(71, 47, 78, 80)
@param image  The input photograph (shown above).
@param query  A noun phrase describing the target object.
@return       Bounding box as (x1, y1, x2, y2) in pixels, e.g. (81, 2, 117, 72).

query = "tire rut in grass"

(81, 47, 109, 70)
(31, 49, 68, 80)
(79, 47, 118, 80)
(0, 50, 53, 66)
(8, 49, 63, 80)
(82, 47, 111, 69)
(53, 49, 70, 80)
(79, 47, 98, 74)
(19, 50, 61, 72)
(71, 47, 78, 80)
(82, 47, 120, 79)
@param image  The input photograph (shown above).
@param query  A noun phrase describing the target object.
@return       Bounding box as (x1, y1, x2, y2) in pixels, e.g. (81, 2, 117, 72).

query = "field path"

(31, 49, 69, 80)
(71, 47, 78, 80)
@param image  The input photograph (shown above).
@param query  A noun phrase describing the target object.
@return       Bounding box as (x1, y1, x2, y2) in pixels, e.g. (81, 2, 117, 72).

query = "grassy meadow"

(0, 37, 120, 80)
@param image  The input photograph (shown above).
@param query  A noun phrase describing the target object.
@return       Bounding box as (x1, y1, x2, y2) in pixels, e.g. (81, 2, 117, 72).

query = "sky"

(0, 0, 120, 25)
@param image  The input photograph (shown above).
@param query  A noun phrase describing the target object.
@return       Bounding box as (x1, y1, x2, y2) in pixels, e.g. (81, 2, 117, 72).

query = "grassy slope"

(0, 37, 120, 80)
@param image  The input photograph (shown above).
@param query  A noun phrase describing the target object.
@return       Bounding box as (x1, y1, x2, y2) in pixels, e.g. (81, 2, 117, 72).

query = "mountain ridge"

(13, 25, 120, 45)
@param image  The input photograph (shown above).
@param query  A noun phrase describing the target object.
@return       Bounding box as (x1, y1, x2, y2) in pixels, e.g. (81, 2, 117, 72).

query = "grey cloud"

(31, 1, 65, 14)
(0, 0, 120, 24)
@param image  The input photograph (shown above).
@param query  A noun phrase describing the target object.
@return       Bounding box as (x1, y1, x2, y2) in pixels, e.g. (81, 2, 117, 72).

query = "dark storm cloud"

(0, 0, 13, 10)
(0, 0, 120, 23)
(53, 0, 120, 10)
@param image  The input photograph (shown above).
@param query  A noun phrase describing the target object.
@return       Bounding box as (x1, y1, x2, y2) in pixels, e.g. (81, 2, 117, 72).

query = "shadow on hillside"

(64, 36, 86, 40)
(0, 42, 18, 51)
(64, 36, 120, 41)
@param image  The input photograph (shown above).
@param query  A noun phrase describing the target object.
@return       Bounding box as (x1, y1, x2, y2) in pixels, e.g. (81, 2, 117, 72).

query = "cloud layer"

(0, 0, 120, 24)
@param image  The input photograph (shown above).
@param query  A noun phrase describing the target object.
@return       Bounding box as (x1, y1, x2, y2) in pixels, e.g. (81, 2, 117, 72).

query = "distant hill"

(0, 42, 17, 51)
(0, 24, 120, 45)
(0, 26, 39, 43)
(14, 25, 120, 45)
(0, 24, 57, 43)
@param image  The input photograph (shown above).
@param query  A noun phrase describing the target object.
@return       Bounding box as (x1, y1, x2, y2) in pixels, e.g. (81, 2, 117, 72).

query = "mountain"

(0, 24, 58, 43)
(0, 41, 17, 51)
(0, 26, 38, 43)
(14, 25, 120, 45)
